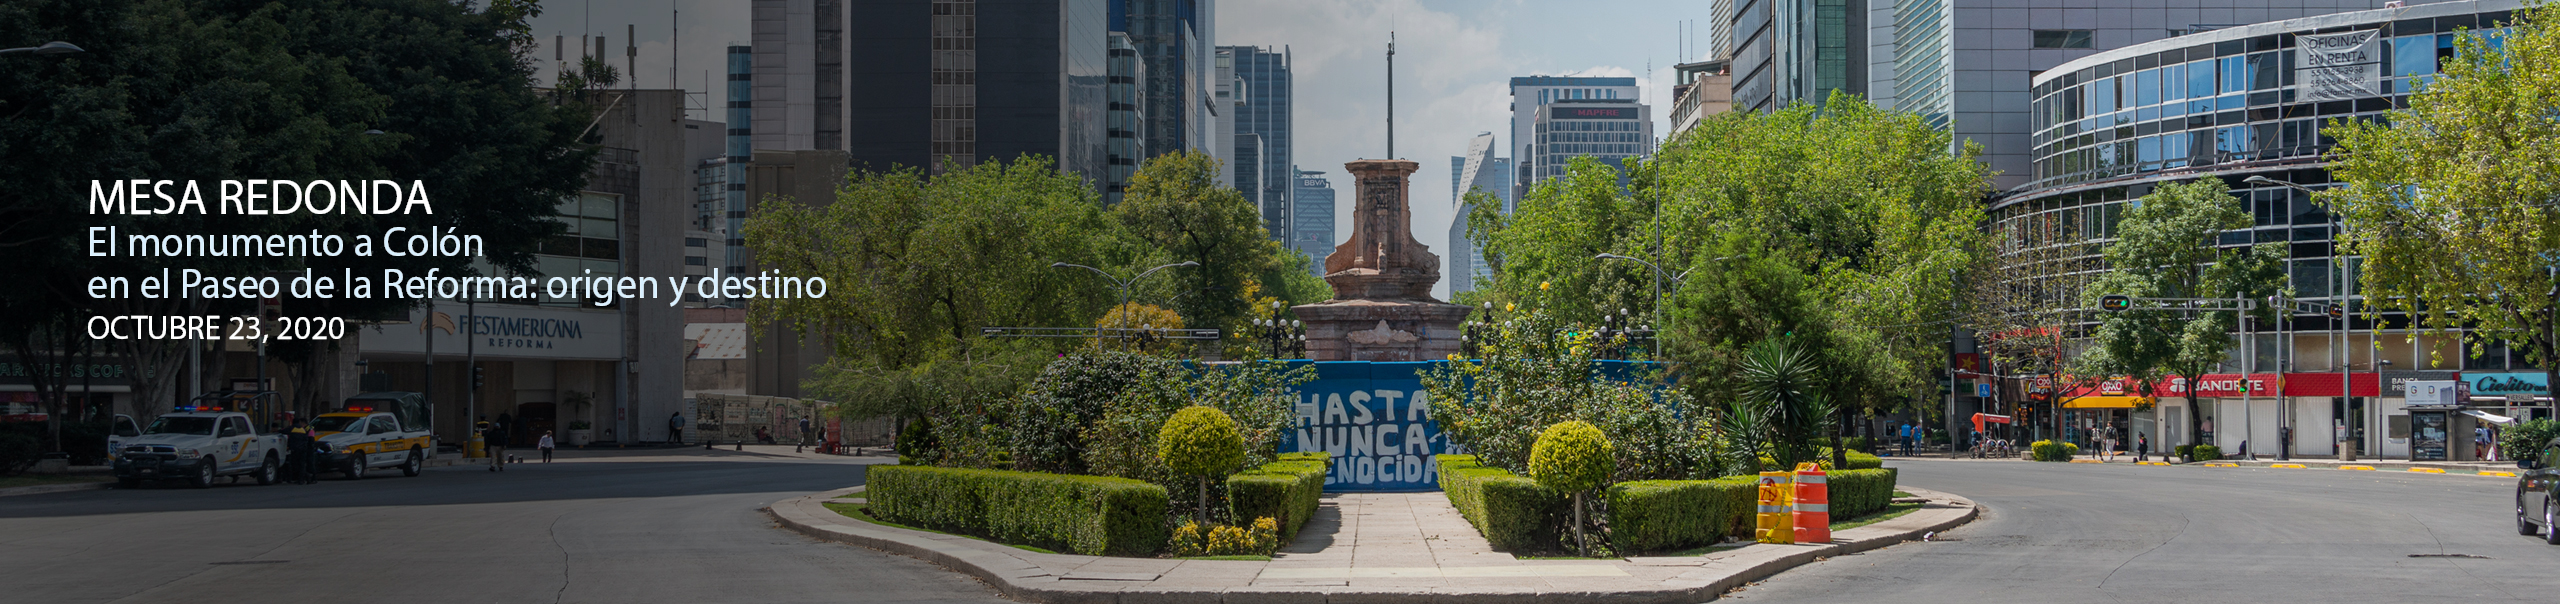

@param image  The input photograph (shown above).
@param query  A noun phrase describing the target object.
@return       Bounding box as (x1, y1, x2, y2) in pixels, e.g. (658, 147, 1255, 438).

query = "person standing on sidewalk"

(2136, 432, 2150, 462)
(537, 430, 555, 463)
(668, 412, 686, 444)
(483, 417, 508, 472)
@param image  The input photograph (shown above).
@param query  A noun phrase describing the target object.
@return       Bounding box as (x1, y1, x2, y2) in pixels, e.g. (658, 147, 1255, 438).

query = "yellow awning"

(2064, 396, 2149, 409)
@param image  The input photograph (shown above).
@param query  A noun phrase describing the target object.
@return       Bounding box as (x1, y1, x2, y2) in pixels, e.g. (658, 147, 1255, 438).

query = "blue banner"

(1275, 360, 1666, 493)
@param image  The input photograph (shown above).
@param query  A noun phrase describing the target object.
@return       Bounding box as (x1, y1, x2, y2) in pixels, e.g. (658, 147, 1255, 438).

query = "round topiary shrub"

(1529, 421, 1613, 557)
(1530, 421, 1614, 493)
(1159, 406, 1246, 523)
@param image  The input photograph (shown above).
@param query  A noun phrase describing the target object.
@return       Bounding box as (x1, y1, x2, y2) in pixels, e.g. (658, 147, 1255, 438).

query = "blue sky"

(528, 0, 1718, 299)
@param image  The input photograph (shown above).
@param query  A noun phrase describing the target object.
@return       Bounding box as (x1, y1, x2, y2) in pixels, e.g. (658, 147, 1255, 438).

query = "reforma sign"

(360, 302, 623, 360)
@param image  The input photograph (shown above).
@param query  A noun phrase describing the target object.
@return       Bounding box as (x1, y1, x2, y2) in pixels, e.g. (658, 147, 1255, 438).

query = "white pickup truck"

(111, 411, 284, 488)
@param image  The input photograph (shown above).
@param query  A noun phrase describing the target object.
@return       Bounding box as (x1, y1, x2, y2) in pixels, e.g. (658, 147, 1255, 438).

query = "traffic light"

(471, 366, 484, 389)
(2099, 295, 2133, 312)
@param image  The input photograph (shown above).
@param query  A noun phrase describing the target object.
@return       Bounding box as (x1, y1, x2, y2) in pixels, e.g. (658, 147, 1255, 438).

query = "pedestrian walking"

(2476, 425, 2495, 461)
(2136, 432, 2150, 462)
(537, 430, 555, 463)
(668, 412, 686, 444)
(483, 416, 508, 472)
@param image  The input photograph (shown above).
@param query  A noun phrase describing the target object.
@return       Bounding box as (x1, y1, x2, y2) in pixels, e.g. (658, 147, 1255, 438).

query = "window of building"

(2033, 30, 2093, 49)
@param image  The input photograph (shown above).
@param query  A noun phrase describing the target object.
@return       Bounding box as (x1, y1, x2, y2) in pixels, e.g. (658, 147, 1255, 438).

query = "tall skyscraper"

(1227, 45, 1292, 242)
(1506, 76, 1639, 202)
(1105, 32, 1147, 205)
(1447, 133, 1506, 295)
(752, 0, 1109, 189)
(1290, 169, 1333, 276)
(1711, 0, 2457, 190)
(722, 45, 752, 276)
(1112, 0, 1216, 159)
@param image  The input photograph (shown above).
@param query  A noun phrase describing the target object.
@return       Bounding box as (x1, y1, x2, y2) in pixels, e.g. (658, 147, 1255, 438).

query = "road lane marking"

(2136, 462, 2170, 466)
(1258, 566, 1628, 579)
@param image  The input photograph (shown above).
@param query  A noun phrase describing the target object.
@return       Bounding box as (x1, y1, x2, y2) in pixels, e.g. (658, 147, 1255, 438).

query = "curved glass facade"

(1985, 2, 2551, 457)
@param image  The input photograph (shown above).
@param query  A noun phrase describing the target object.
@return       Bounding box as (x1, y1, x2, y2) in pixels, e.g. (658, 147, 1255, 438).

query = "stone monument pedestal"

(1291, 159, 1471, 362)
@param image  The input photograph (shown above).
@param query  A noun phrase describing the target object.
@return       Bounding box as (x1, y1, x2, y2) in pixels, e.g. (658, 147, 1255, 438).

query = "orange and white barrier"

(1755, 470, 1793, 544)
(1792, 462, 1829, 543)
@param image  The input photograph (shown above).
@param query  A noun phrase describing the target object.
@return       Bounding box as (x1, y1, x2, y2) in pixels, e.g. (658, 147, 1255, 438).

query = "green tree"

(1528, 420, 1613, 557)
(746, 156, 1115, 370)
(2325, 6, 2560, 391)
(2076, 178, 2287, 449)
(1115, 151, 1324, 338)
(1736, 335, 1836, 469)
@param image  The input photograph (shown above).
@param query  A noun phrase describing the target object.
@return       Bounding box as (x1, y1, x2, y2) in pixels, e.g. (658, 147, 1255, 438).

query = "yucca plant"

(1737, 335, 1835, 470)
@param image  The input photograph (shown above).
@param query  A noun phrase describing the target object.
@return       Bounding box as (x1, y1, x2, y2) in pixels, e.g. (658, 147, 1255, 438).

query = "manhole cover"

(2408, 553, 2490, 559)
(209, 560, 289, 565)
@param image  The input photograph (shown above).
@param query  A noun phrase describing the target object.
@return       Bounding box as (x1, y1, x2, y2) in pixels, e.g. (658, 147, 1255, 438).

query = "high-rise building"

(1529, 100, 1652, 188)
(1669, 59, 1734, 135)
(1106, 32, 1147, 205)
(1227, 45, 1292, 242)
(1715, 0, 2460, 191)
(1715, 0, 1872, 114)
(1507, 76, 1639, 201)
(1210, 47, 1238, 188)
(722, 46, 752, 276)
(1113, 0, 1216, 159)
(1290, 169, 1333, 276)
(752, 0, 1109, 189)
(1447, 133, 1507, 294)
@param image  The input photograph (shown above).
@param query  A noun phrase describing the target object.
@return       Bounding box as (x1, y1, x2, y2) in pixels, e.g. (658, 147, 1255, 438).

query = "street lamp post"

(2248, 175, 2356, 459)
(1051, 261, 1200, 307)
(0, 41, 84, 56)
(1594, 253, 1729, 359)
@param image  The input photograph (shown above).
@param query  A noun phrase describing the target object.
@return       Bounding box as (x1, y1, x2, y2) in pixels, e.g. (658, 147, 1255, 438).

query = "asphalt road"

(0, 448, 1010, 604)
(1739, 458, 2560, 603)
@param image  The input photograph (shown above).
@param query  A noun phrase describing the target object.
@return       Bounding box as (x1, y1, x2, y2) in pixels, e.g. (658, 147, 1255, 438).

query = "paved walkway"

(768, 484, 1981, 603)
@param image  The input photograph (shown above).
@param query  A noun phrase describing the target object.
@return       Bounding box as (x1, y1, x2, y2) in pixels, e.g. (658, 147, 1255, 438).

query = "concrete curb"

(0, 481, 113, 497)
(765, 484, 1980, 603)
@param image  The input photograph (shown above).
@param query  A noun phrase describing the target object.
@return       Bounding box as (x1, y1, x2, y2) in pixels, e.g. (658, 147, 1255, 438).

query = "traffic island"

(766, 485, 1980, 603)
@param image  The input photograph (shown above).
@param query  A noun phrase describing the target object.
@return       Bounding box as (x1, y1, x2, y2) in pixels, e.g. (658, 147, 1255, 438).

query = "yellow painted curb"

(2271, 463, 2307, 469)
(2481, 471, 2517, 478)
(2407, 467, 2445, 474)
(2136, 462, 2171, 466)
(2069, 459, 2106, 464)
(2340, 465, 2376, 471)
(2203, 463, 2240, 467)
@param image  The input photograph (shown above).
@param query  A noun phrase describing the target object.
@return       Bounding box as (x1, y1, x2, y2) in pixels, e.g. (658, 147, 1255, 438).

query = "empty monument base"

(1293, 299, 1470, 362)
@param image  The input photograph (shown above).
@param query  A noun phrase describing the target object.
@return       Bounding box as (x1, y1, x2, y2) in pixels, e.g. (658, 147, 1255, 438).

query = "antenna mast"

(1387, 31, 1395, 159)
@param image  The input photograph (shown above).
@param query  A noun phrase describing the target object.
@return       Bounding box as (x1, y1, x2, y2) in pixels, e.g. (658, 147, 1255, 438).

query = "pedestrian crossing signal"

(2325, 304, 2344, 319)
(2099, 295, 2133, 312)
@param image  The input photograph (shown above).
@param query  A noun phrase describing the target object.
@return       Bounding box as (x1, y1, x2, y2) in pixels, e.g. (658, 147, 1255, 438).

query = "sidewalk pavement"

(767, 484, 1979, 604)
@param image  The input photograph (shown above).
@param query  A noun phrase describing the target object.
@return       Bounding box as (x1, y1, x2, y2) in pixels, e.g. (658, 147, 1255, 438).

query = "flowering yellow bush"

(1167, 516, 1283, 557)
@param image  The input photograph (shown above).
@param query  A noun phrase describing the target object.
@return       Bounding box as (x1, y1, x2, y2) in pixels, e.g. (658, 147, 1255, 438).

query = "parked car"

(112, 412, 282, 488)
(309, 411, 431, 479)
(105, 414, 139, 463)
(2516, 437, 2560, 544)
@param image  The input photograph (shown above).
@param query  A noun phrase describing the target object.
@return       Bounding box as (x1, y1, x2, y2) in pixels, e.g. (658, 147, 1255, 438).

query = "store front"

(359, 303, 626, 448)
(2461, 372, 2549, 461)
(2278, 373, 2380, 458)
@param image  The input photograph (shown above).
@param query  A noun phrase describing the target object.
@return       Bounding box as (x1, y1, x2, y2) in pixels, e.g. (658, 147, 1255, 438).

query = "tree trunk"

(1572, 491, 1588, 557)
(1197, 476, 1210, 525)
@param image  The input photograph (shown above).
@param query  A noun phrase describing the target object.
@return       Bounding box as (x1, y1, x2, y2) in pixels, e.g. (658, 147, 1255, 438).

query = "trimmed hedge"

(2029, 440, 2079, 462)
(1757, 448, 1884, 471)
(1827, 468, 1899, 518)
(867, 465, 1170, 556)
(1606, 477, 1756, 553)
(1437, 454, 1567, 552)
(2189, 444, 2222, 462)
(1229, 452, 1329, 541)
